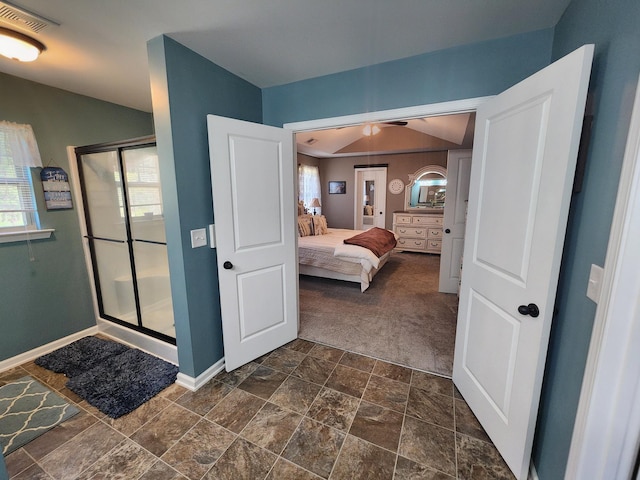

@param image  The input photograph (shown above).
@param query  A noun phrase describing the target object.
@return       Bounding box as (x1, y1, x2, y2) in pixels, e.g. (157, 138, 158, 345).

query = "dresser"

(393, 212, 443, 254)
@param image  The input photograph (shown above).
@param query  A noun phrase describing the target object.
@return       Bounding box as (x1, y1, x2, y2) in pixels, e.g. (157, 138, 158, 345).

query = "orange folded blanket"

(343, 227, 397, 257)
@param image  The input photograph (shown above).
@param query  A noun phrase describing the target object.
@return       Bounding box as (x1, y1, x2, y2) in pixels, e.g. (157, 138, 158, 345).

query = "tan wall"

(299, 151, 452, 229)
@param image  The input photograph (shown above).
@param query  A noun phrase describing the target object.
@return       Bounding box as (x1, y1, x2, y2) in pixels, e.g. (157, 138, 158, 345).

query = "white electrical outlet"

(190, 228, 207, 248)
(586, 264, 604, 303)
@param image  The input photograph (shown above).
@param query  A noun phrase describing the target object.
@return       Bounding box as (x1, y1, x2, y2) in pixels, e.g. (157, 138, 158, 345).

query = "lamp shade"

(0, 27, 45, 62)
(310, 198, 321, 208)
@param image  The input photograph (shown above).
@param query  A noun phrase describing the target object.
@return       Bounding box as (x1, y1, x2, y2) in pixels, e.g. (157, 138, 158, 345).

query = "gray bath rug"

(66, 348, 178, 418)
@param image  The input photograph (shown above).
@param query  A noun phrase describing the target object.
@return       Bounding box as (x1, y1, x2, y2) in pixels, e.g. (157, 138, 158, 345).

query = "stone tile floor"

(2, 338, 515, 479)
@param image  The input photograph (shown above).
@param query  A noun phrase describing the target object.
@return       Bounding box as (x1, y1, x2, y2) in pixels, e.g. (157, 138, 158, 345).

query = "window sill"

(0, 229, 55, 244)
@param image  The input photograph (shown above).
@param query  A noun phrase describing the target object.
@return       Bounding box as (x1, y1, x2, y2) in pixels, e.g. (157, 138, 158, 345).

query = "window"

(116, 159, 163, 219)
(298, 164, 321, 214)
(0, 122, 42, 233)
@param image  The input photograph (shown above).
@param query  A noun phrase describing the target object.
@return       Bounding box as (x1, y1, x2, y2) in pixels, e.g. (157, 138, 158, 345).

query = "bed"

(297, 220, 395, 292)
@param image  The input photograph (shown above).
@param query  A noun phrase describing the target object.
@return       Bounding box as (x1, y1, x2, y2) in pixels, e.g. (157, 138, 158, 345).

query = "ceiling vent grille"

(0, 1, 58, 33)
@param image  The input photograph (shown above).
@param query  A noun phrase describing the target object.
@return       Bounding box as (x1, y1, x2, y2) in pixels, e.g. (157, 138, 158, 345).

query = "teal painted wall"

(263, 29, 553, 127)
(532, 1, 640, 478)
(0, 72, 153, 361)
(147, 36, 262, 377)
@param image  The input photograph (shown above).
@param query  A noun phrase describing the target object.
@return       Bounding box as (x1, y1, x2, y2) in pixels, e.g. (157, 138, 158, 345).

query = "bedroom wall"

(532, 0, 640, 477)
(0, 72, 153, 362)
(308, 151, 448, 229)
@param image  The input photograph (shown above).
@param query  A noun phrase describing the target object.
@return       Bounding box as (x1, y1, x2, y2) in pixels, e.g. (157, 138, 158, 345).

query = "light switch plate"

(209, 224, 216, 248)
(586, 264, 604, 303)
(190, 228, 207, 248)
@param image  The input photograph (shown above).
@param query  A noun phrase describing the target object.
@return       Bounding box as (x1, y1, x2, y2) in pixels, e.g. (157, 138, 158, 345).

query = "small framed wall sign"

(40, 167, 73, 210)
(328, 181, 346, 194)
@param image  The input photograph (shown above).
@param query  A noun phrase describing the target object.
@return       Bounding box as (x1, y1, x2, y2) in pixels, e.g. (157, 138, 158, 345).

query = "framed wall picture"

(40, 166, 73, 210)
(329, 181, 346, 194)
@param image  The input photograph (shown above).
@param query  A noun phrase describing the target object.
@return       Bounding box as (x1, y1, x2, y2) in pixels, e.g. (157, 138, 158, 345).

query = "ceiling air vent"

(0, 1, 58, 33)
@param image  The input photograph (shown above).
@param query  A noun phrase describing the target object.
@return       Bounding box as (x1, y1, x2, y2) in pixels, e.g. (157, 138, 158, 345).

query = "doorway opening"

(285, 98, 487, 376)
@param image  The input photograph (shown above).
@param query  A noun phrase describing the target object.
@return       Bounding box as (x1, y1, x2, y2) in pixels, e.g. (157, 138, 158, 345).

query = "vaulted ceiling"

(296, 113, 475, 158)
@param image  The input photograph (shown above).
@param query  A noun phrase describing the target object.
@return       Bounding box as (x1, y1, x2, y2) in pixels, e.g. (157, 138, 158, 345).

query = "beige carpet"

(299, 252, 458, 377)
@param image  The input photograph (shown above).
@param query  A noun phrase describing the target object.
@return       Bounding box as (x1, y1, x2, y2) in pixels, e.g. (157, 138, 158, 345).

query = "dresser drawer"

(395, 226, 427, 238)
(395, 215, 413, 224)
(412, 215, 443, 226)
(397, 238, 426, 249)
(426, 239, 442, 252)
(428, 228, 442, 238)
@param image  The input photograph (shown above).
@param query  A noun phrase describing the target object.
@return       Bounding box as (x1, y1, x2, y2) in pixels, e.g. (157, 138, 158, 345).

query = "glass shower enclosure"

(75, 136, 175, 343)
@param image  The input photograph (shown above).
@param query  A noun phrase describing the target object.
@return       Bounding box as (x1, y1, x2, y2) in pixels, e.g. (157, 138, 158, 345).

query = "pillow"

(297, 215, 314, 237)
(312, 215, 328, 235)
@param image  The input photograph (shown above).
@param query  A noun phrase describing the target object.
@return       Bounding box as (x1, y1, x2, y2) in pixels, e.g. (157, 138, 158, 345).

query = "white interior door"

(208, 115, 298, 372)
(453, 45, 593, 479)
(354, 167, 387, 230)
(439, 149, 472, 293)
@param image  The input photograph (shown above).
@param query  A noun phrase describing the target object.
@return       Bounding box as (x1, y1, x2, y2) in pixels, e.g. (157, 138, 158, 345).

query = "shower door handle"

(223, 261, 233, 270)
(84, 235, 125, 243)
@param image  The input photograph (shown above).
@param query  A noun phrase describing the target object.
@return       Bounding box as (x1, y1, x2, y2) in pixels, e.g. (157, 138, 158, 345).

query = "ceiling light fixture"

(0, 26, 45, 62)
(362, 124, 381, 136)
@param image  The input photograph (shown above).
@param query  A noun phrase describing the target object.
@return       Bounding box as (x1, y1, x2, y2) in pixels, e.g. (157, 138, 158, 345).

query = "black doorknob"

(445, 228, 451, 234)
(518, 303, 539, 317)
(223, 261, 233, 270)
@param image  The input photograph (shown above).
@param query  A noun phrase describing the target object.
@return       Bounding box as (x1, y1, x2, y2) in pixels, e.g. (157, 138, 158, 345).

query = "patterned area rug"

(36, 337, 179, 419)
(0, 376, 79, 455)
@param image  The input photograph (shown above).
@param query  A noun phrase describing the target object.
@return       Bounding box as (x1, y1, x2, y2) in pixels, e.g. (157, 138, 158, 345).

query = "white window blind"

(0, 122, 43, 232)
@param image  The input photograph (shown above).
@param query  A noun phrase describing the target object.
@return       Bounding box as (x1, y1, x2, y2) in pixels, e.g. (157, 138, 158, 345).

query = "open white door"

(439, 149, 472, 293)
(453, 45, 593, 479)
(354, 167, 387, 230)
(208, 115, 298, 372)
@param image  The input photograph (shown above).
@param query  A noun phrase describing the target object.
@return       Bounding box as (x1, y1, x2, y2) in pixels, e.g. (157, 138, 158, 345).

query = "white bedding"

(298, 228, 392, 291)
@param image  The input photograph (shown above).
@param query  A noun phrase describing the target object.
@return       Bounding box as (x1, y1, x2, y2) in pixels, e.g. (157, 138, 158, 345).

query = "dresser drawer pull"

(415, 241, 422, 245)
(399, 229, 407, 234)
(415, 230, 423, 235)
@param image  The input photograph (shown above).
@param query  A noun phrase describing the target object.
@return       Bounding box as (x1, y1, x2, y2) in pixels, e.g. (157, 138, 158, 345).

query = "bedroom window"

(0, 122, 42, 234)
(298, 164, 321, 214)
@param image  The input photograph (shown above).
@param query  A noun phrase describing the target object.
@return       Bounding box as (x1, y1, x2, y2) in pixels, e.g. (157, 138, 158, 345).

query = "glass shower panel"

(79, 151, 136, 321)
(123, 147, 175, 339)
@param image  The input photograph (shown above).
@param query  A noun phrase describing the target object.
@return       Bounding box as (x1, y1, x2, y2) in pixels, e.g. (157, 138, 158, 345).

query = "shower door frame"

(74, 136, 176, 345)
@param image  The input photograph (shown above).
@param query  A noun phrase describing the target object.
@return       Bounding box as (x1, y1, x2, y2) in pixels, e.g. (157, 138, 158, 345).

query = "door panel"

(208, 115, 298, 372)
(453, 45, 594, 479)
(230, 136, 283, 249)
(238, 266, 286, 340)
(475, 97, 550, 280)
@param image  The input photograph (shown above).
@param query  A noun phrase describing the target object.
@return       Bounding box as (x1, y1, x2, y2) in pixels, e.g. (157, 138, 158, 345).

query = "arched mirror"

(405, 165, 447, 211)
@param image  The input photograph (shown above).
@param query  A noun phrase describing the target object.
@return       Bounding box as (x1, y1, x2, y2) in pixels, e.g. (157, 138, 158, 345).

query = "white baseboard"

(0, 326, 100, 373)
(96, 320, 178, 365)
(176, 358, 225, 392)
